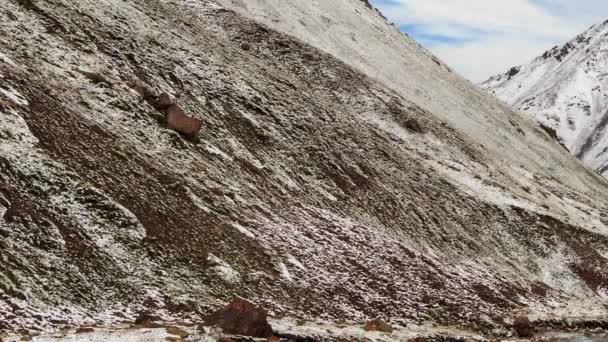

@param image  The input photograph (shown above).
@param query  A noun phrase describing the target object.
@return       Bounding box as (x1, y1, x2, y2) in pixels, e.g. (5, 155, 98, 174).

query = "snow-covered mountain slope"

(482, 20, 608, 176)
(2, 0, 608, 339)
(217, 0, 607, 195)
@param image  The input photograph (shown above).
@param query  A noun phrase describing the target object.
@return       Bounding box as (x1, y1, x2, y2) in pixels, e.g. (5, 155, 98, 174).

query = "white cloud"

(372, 0, 608, 81)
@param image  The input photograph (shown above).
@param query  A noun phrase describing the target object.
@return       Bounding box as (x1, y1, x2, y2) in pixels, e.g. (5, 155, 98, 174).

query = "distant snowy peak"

(482, 19, 608, 175)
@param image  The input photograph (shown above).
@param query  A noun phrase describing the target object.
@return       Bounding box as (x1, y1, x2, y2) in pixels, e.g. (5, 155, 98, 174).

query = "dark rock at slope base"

(513, 316, 534, 338)
(204, 298, 273, 337)
(134, 311, 162, 326)
(364, 318, 394, 333)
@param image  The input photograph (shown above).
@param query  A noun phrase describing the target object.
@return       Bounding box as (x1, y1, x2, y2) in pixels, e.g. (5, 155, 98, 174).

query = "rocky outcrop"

(156, 92, 203, 141)
(164, 103, 203, 141)
(205, 298, 273, 337)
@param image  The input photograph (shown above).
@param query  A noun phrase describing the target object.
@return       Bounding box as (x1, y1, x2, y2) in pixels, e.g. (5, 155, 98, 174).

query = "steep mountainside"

(482, 20, 608, 176)
(1, 0, 608, 339)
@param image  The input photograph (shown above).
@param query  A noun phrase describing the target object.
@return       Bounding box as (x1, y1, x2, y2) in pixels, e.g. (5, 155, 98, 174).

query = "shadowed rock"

(158, 92, 174, 110)
(513, 316, 533, 338)
(134, 311, 162, 327)
(404, 118, 423, 133)
(205, 298, 273, 337)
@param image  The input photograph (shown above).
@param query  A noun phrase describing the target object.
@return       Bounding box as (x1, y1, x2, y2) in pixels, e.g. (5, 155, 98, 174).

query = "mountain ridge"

(482, 19, 608, 175)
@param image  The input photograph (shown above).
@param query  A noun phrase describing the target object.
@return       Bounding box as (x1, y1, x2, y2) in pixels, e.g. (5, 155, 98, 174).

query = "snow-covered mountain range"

(482, 20, 608, 175)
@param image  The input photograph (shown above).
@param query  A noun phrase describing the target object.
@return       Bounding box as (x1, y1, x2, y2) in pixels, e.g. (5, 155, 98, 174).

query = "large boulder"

(204, 297, 273, 337)
(165, 103, 203, 141)
(513, 316, 533, 338)
(154, 92, 203, 141)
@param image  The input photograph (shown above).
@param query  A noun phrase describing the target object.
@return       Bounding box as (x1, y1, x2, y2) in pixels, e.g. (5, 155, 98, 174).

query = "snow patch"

(0, 52, 16, 67)
(207, 254, 240, 283)
(278, 262, 292, 281)
(231, 222, 255, 239)
(184, 186, 212, 213)
(287, 254, 306, 271)
(204, 142, 233, 161)
(0, 85, 29, 106)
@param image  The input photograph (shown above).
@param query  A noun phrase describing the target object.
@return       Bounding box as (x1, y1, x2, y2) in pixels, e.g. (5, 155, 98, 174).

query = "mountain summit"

(482, 20, 608, 175)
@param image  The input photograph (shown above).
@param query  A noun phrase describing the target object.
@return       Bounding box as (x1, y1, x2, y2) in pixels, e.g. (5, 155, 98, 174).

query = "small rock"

(205, 297, 273, 338)
(404, 118, 424, 133)
(75, 69, 111, 86)
(364, 318, 393, 333)
(76, 327, 95, 334)
(241, 43, 252, 51)
(166, 326, 189, 338)
(513, 316, 533, 338)
(50, 319, 68, 325)
(158, 92, 174, 110)
(125, 53, 137, 62)
(134, 311, 162, 325)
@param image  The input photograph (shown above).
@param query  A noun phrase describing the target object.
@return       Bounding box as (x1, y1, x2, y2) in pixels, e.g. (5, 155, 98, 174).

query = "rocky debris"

(128, 82, 158, 104)
(204, 298, 273, 338)
(134, 312, 163, 327)
(74, 69, 112, 87)
(363, 318, 393, 333)
(273, 332, 318, 342)
(241, 42, 252, 51)
(166, 326, 189, 338)
(218, 337, 270, 342)
(513, 316, 533, 338)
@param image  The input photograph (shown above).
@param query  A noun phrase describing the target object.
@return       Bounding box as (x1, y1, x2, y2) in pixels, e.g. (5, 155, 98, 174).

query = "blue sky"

(369, 0, 608, 81)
